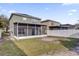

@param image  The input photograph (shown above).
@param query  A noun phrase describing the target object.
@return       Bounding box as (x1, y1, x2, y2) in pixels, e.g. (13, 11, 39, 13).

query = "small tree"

(0, 14, 9, 32)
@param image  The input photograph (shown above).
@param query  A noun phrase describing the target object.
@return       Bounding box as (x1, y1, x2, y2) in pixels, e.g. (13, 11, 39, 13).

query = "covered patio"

(14, 23, 47, 37)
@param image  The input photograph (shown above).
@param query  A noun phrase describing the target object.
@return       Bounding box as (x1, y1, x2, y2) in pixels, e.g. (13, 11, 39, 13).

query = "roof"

(49, 24, 74, 28)
(9, 13, 41, 20)
(41, 19, 60, 24)
(14, 22, 47, 26)
(49, 26, 69, 28)
(60, 24, 72, 27)
(61, 24, 72, 26)
(75, 24, 79, 26)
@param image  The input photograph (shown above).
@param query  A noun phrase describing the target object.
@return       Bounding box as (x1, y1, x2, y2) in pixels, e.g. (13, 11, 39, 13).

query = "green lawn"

(0, 40, 26, 56)
(60, 38, 77, 50)
(0, 37, 76, 56)
(14, 38, 67, 56)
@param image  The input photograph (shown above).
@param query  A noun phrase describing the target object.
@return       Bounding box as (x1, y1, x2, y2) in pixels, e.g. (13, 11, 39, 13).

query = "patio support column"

(17, 23, 18, 37)
(27, 24, 28, 36)
(41, 26, 42, 35)
(35, 24, 36, 35)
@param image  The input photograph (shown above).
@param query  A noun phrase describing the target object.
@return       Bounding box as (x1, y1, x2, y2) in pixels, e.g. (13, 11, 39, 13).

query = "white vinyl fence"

(47, 29, 79, 38)
(0, 29, 3, 38)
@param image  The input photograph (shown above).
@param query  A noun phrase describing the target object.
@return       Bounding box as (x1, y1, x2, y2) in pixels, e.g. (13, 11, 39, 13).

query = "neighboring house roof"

(73, 24, 79, 29)
(74, 24, 79, 26)
(49, 24, 75, 28)
(9, 13, 41, 21)
(60, 24, 77, 29)
(41, 19, 60, 24)
(60, 24, 72, 27)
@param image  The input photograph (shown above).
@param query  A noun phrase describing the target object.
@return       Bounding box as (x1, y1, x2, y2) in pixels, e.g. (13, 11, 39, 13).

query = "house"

(59, 24, 74, 30)
(41, 20, 77, 30)
(74, 24, 79, 29)
(48, 24, 75, 30)
(41, 20, 61, 30)
(56, 24, 78, 30)
(9, 13, 47, 38)
(9, 13, 79, 39)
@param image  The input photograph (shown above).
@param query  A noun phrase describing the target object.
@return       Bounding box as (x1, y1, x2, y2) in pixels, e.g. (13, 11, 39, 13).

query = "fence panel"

(47, 29, 79, 38)
(0, 29, 2, 38)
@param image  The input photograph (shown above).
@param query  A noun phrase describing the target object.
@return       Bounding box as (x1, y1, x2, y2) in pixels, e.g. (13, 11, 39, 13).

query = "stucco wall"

(52, 22, 60, 26)
(41, 21, 60, 30)
(42, 21, 60, 26)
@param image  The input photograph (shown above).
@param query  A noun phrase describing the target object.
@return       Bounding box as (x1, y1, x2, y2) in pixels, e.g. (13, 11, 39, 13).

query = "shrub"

(2, 31, 10, 37)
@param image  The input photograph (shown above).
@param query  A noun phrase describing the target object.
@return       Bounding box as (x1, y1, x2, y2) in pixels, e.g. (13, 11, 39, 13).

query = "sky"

(0, 3, 79, 24)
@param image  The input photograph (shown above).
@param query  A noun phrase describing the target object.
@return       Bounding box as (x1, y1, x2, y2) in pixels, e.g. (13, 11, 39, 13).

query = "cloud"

(61, 3, 74, 6)
(68, 13, 73, 16)
(8, 10, 17, 13)
(68, 9, 77, 16)
(45, 8, 49, 10)
(69, 9, 77, 12)
(0, 9, 7, 15)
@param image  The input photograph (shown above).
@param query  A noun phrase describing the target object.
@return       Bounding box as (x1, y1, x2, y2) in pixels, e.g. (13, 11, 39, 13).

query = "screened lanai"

(14, 23, 47, 37)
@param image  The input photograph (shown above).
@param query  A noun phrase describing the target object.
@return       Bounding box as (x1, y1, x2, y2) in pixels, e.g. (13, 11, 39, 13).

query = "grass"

(50, 36, 78, 49)
(0, 40, 26, 56)
(0, 36, 77, 56)
(60, 38, 77, 50)
(14, 38, 67, 56)
(0, 37, 76, 56)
